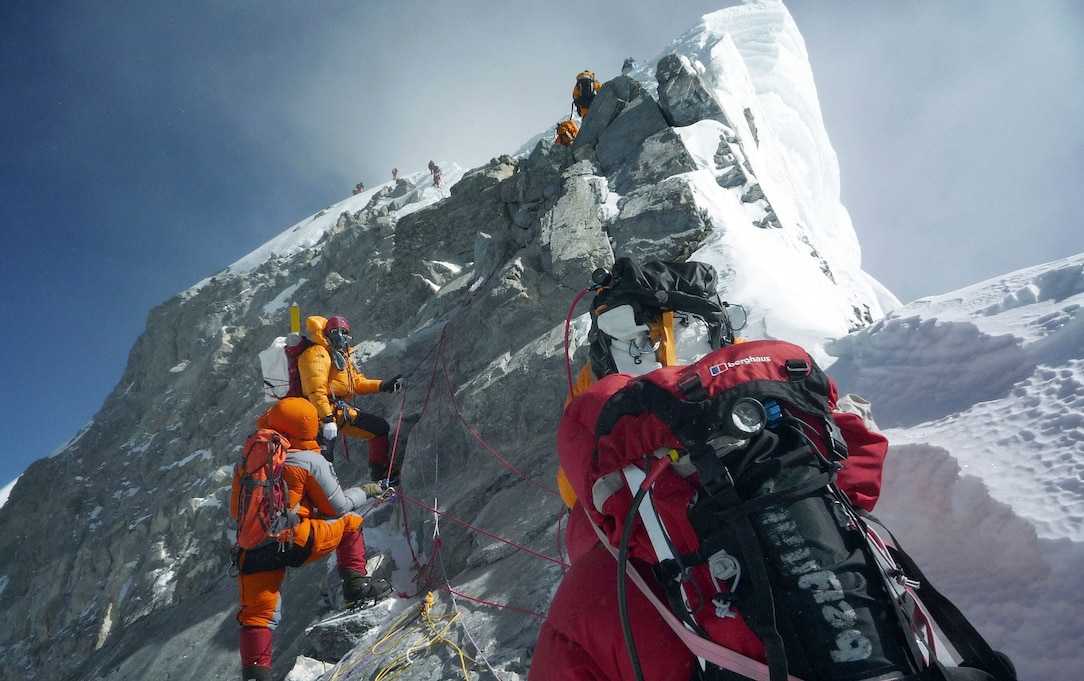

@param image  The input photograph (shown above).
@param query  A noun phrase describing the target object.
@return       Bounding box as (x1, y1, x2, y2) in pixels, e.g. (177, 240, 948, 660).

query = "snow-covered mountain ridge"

(823, 255, 1084, 678)
(829, 253, 1084, 541)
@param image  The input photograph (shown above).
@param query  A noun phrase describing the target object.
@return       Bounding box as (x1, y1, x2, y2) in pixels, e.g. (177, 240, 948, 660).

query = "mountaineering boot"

(339, 567, 393, 608)
(368, 461, 401, 489)
(241, 666, 272, 681)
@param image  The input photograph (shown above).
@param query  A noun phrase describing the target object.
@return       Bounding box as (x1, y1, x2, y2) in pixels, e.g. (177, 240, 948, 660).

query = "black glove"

(379, 374, 403, 393)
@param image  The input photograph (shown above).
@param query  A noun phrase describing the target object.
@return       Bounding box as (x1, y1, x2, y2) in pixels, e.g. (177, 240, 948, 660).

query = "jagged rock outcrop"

(656, 52, 733, 129)
(0, 7, 891, 678)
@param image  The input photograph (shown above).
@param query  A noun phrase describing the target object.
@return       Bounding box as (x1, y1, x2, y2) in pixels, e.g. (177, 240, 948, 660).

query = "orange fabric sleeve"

(348, 352, 382, 395)
(298, 345, 335, 419)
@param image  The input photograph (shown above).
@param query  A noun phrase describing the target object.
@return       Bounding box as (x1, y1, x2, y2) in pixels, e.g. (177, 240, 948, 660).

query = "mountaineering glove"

(341, 513, 363, 534)
(361, 482, 384, 499)
(322, 421, 338, 441)
(379, 375, 403, 393)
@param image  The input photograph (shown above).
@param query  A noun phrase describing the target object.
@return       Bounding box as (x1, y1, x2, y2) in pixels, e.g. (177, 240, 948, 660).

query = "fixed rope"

(358, 285, 585, 621)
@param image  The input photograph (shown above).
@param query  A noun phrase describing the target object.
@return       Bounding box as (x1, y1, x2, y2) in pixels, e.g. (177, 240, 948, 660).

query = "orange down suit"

(297, 316, 392, 470)
(298, 316, 383, 421)
(231, 402, 374, 629)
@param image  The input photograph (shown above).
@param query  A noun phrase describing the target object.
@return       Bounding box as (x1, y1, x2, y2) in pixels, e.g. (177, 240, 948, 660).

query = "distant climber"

(554, 119, 579, 147)
(621, 57, 638, 75)
(572, 70, 601, 118)
(392, 167, 399, 180)
(352, 181, 365, 195)
(297, 314, 404, 486)
(232, 397, 392, 681)
(428, 160, 443, 188)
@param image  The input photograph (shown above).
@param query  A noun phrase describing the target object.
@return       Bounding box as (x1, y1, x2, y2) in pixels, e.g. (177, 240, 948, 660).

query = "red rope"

(376, 295, 588, 618)
(385, 379, 409, 477)
(436, 341, 562, 499)
(419, 324, 450, 415)
(393, 491, 550, 620)
(440, 583, 547, 620)
(398, 490, 568, 568)
(380, 325, 446, 480)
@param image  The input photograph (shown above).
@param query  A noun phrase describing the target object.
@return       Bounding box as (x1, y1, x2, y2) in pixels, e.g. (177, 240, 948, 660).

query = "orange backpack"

(555, 119, 579, 146)
(233, 429, 300, 550)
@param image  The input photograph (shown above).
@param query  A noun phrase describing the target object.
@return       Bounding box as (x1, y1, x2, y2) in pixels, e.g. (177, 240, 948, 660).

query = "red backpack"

(569, 339, 1015, 681)
(233, 429, 300, 550)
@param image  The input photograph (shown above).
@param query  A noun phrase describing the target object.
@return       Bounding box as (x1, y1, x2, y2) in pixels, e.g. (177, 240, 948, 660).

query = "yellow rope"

(335, 592, 475, 681)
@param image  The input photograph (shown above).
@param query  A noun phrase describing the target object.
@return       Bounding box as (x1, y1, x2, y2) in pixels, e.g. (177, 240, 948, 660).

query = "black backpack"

(574, 74, 599, 111)
(586, 257, 743, 380)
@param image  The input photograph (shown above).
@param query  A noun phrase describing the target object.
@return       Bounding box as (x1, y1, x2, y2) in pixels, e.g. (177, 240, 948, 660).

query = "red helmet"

(324, 315, 351, 349)
(325, 315, 350, 335)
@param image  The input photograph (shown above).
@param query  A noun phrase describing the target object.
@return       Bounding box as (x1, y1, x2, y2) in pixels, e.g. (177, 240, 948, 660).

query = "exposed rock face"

(0, 38, 885, 681)
(656, 52, 733, 129)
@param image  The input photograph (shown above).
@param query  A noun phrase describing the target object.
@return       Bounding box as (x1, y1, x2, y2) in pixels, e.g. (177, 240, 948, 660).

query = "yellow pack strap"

(650, 311, 677, 367)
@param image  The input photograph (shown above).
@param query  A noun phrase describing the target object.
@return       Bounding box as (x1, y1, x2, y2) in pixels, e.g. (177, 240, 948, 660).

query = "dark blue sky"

(2, 1, 1082, 489)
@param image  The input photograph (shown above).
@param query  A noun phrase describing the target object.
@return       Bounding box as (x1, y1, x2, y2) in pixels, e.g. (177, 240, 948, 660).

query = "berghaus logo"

(709, 355, 772, 375)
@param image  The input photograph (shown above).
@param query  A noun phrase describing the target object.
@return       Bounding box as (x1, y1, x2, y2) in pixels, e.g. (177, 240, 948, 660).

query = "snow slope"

(830, 254, 1084, 542)
(824, 254, 1084, 678)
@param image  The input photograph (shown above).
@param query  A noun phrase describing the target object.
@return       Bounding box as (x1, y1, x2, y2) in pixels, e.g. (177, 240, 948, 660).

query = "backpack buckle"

(700, 466, 736, 500)
(784, 359, 810, 380)
(654, 558, 691, 584)
(677, 371, 708, 402)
